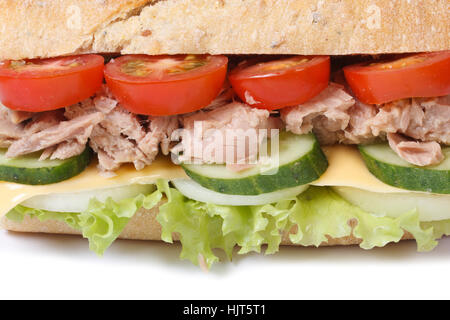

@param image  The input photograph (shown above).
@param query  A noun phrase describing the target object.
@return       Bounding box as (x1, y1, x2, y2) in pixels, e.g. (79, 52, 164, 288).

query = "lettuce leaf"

(290, 187, 437, 251)
(7, 205, 82, 230)
(7, 190, 162, 256)
(6, 182, 448, 268)
(423, 220, 450, 240)
(157, 184, 442, 268)
(156, 180, 292, 266)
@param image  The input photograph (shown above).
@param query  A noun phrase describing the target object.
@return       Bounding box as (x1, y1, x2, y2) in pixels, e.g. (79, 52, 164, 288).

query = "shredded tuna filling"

(0, 104, 103, 161)
(281, 83, 449, 166)
(172, 101, 282, 171)
(65, 86, 179, 172)
(0, 82, 447, 170)
(387, 133, 444, 166)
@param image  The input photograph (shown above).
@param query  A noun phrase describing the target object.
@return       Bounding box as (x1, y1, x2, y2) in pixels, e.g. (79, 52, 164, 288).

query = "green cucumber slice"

(172, 178, 309, 206)
(359, 144, 450, 194)
(333, 186, 450, 222)
(0, 147, 92, 185)
(182, 132, 328, 195)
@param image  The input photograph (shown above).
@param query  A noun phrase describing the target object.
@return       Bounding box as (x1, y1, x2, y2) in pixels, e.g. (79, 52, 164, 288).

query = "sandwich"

(0, 0, 448, 269)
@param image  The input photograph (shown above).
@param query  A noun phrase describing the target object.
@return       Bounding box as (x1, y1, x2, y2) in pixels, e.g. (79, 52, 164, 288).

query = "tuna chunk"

(24, 110, 65, 134)
(404, 97, 449, 144)
(82, 93, 180, 171)
(282, 83, 449, 147)
(0, 102, 96, 160)
(89, 114, 179, 172)
(65, 85, 180, 171)
(99, 107, 146, 142)
(95, 149, 121, 172)
(340, 101, 379, 144)
(0, 106, 67, 149)
(280, 83, 355, 144)
(40, 140, 87, 161)
(0, 103, 34, 124)
(369, 97, 450, 145)
(6, 112, 104, 158)
(0, 108, 25, 147)
(7, 110, 34, 124)
(173, 102, 282, 169)
(281, 81, 448, 167)
(139, 116, 180, 158)
(89, 125, 151, 171)
(387, 133, 444, 166)
(0, 82, 179, 167)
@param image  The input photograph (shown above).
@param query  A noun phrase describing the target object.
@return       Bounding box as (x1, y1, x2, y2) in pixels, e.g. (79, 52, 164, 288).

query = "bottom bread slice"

(0, 204, 415, 247)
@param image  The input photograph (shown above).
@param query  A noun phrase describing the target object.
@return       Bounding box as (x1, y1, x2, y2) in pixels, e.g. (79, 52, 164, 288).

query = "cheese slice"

(0, 145, 411, 217)
(0, 156, 187, 216)
(311, 145, 409, 193)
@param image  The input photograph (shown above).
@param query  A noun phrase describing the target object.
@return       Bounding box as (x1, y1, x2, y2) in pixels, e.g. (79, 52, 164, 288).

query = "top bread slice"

(0, 0, 448, 60)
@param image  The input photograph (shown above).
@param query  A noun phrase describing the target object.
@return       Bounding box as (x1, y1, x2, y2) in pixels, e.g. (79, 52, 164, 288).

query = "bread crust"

(0, 206, 415, 247)
(0, 0, 448, 60)
(0, 0, 154, 60)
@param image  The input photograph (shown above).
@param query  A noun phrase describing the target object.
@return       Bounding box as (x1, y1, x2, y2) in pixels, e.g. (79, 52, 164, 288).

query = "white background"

(1, 230, 449, 300)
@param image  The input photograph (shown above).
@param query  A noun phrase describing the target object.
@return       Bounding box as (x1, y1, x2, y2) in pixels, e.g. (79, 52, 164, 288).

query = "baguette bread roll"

(0, 205, 415, 247)
(0, 0, 448, 60)
(0, 0, 441, 251)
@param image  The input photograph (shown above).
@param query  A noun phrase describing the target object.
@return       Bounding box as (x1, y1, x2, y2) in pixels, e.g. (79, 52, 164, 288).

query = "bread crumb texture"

(0, 0, 448, 59)
(0, 206, 415, 247)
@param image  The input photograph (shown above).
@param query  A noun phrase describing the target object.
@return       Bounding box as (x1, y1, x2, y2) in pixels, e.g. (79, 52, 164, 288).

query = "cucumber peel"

(359, 144, 450, 194)
(182, 132, 328, 195)
(0, 147, 92, 185)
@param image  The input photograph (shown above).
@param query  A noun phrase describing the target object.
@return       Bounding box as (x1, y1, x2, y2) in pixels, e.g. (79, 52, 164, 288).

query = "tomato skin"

(228, 56, 330, 110)
(0, 55, 104, 112)
(104, 55, 228, 116)
(343, 51, 450, 105)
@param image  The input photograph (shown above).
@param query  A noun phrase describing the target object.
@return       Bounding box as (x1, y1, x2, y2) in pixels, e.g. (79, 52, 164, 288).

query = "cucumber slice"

(359, 144, 450, 194)
(21, 184, 156, 213)
(172, 178, 309, 206)
(0, 147, 91, 185)
(182, 132, 328, 195)
(333, 186, 450, 222)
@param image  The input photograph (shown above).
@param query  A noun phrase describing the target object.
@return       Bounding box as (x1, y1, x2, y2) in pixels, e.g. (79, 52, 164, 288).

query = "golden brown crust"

(0, 206, 415, 247)
(0, 0, 154, 60)
(0, 0, 448, 60)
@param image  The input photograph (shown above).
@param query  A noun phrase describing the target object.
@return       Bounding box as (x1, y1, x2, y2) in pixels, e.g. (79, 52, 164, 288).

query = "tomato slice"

(343, 51, 450, 105)
(104, 54, 228, 116)
(0, 55, 104, 112)
(228, 56, 330, 110)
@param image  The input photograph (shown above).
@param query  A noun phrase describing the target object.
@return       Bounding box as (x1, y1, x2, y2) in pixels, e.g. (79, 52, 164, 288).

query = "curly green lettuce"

(7, 190, 162, 255)
(157, 184, 445, 268)
(7, 181, 450, 268)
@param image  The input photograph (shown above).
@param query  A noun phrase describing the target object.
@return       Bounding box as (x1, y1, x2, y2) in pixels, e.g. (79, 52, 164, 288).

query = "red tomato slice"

(228, 56, 330, 110)
(0, 55, 104, 112)
(343, 51, 450, 105)
(104, 54, 228, 116)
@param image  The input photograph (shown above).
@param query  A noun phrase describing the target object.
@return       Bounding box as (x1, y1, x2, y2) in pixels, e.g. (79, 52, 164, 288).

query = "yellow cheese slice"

(0, 156, 187, 217)
(0, 145, 410, 217)
(311, 145, 408, 193)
